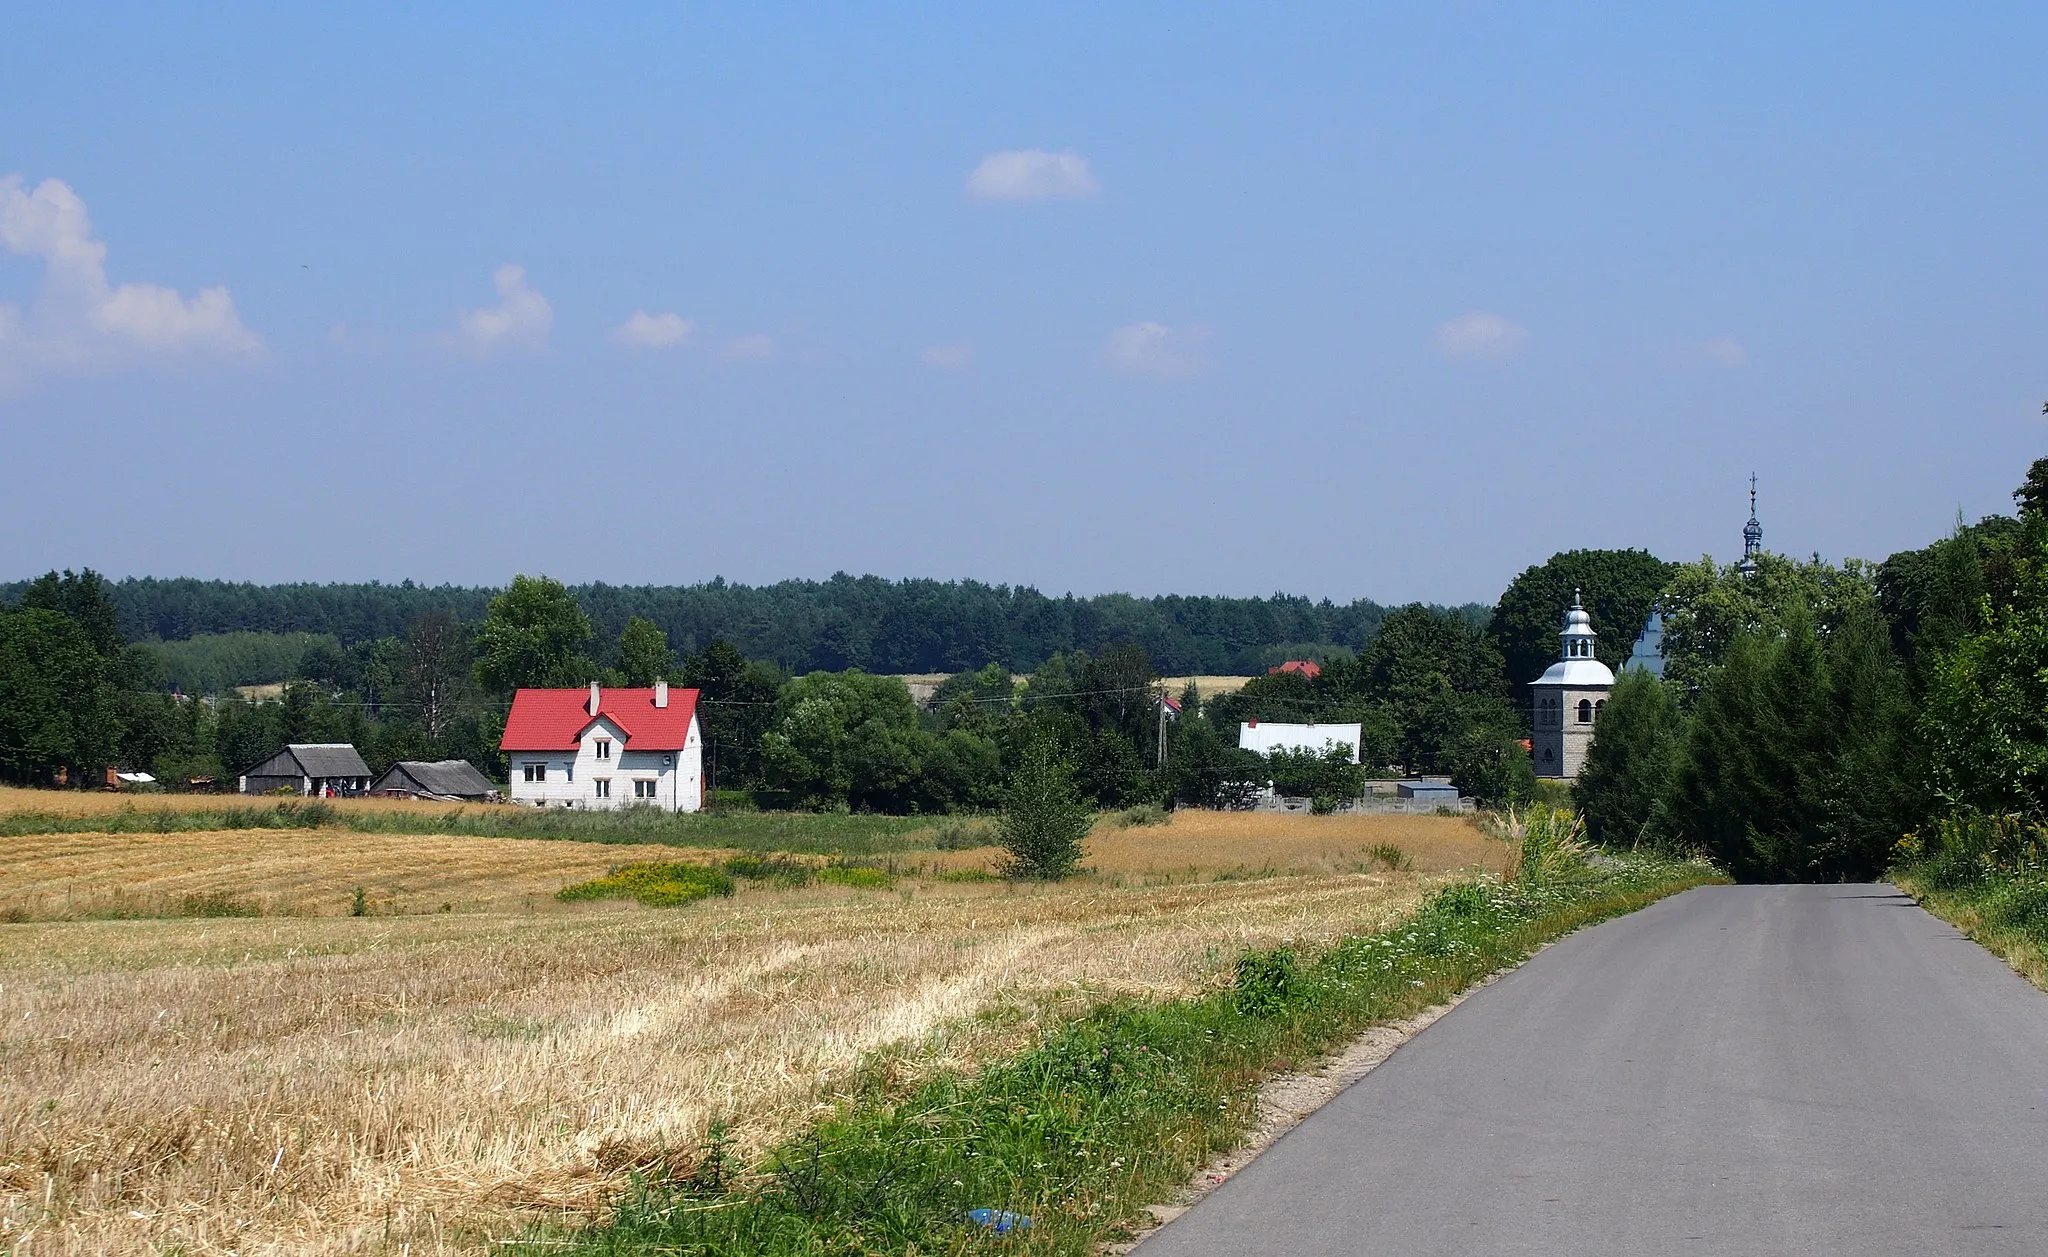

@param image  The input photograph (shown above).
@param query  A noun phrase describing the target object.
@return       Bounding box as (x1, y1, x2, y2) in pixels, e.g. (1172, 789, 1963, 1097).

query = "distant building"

(238, 743, 373, 796)
(370, 759, 500, 802)
(1238, 720, 1363, 763)
(501, 681, 704, 811)
(1622, 602, 1667, 679)
(1530, 593, 1614, 780)
(1268, 659, 1323, 679)
(1398, 780, 1461, 804)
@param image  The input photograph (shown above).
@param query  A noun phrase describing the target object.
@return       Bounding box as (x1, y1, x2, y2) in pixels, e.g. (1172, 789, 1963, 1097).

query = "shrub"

(558, 862, 736, 907)
(1113, 803, 1169, 828)
(723, 854, 813, 887)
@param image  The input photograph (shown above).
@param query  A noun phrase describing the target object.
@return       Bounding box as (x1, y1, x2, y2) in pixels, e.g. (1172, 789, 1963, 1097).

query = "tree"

(1574, 669, 1685, 847)
(617, 616, 676, 686)
(1664, 604, 1913, 881)
(1659, 552, 1878, 699)
(19, 569, 124, 661)
(0, 608, 116, 783)
(997, 735, 1093, 878)
(473, 575, 593, 692)
(1355, 605, 1516, 774)
(1922, 559, 2048, 820)
(1448, 722, 1538, 809)
(400, 610, 471, 746)
(679, 639, 784, 792)
(1489, 550, 1674, 693)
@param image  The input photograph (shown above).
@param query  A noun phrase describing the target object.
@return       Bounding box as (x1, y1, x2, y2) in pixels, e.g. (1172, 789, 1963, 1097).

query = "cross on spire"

(1738, 473, 1763, 576)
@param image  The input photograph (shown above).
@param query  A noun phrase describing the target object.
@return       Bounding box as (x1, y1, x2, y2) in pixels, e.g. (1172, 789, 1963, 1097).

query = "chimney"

(588, 681, 601, 716)
(654, 680, 669, 708)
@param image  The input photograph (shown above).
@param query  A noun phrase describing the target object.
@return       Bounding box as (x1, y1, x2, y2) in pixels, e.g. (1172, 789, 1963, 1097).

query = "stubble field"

(0, 800, 1501, 1255)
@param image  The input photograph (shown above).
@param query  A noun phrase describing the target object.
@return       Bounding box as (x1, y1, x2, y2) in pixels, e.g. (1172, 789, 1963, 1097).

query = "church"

(1531, 592, 1614, 779)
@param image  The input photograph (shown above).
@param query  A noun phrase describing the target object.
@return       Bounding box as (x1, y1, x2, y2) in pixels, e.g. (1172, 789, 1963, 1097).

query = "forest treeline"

(0, 574, 1487, 677)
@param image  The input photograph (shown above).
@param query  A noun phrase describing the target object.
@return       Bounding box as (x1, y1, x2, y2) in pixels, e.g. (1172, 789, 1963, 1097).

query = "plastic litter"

(964, 1207, 1033, 1233)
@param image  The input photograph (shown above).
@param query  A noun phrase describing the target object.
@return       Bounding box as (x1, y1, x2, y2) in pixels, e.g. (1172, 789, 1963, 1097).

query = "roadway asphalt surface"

(1138, 884, 2048, 1256)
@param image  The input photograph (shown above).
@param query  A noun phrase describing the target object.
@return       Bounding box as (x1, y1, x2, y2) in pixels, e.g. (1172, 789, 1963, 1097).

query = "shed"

(1397, 780, 1461, 802)
(238, 744, 373, 796)
(370, 759, 500, 802)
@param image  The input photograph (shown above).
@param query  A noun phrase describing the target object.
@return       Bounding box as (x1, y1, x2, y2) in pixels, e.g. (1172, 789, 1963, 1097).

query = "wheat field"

(0, 808, 1500, 1255)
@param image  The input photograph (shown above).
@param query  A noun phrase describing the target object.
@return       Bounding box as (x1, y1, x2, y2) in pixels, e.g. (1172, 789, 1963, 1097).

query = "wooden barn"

(369, 759, 500, 802)
(237, 743, 372, 796)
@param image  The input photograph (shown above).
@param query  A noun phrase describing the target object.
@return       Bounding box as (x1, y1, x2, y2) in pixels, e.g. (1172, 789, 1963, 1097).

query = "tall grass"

(530, 854, 1719, 1256)
(1896, 811, 2048, 991)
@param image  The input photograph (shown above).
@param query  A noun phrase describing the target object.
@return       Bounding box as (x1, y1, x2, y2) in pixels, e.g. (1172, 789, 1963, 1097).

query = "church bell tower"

(1530, 590, 1616, 779)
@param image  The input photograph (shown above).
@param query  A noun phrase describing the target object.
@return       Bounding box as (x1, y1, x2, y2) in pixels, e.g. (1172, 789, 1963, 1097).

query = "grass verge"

(522, 853, 1720, 1256)
(1893, 863, 2048, 990)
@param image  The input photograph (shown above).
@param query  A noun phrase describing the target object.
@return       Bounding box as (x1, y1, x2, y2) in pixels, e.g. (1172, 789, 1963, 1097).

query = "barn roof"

(501, 686, 700, 752)
(286, 743, 371, 778)
(374, 759, 497, 797)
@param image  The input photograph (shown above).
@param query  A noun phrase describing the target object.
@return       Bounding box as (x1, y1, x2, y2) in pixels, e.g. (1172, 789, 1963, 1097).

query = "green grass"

(557, 862, 738, 907)
(0, 801, 945, 855)
(1894, 861, 2048, 990)
(517, 852, 1721, 1256)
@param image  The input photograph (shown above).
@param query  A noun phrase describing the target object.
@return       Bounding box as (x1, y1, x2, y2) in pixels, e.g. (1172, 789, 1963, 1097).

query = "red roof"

(501, 686, 700, 752)
(1268, 659, 1323, 679)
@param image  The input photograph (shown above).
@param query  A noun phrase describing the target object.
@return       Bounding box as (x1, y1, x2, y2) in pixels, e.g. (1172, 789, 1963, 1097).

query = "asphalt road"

(1139, 884, 2048, 1256)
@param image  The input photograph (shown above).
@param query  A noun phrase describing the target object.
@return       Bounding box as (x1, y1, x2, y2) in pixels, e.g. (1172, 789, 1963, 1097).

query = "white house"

(1238, 721, 1364, 763)
(500, 681, 704, 811)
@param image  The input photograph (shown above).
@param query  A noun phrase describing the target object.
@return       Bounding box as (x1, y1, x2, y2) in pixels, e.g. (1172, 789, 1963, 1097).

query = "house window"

(634, 779, 656, 800)
(594, 778, 611, 799)
(1577, 699, 1593, 724)
(524, 763, 546, 783)
(595, 738, 612, 760)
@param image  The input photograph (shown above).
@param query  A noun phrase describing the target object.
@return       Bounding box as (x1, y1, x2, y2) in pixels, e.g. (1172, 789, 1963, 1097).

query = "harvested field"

(0, 785, 498, 818)
(1158, 674, 1254, 697)
(0, 829, 725, 921)
(0, 812, 1502, 1254)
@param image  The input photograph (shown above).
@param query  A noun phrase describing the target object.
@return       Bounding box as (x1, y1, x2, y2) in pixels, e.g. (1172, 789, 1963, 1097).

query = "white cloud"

(454, 264, 552, 354)
(613, 310, 695, 350)
(1101, 321, 1204, 378)
(720, 333, 778, 364)
(0, 174, 261, 383)
(965, 149, 1100, 202)
(1433, 310, 1529, 363)
(920, 341, 974, 370)
(1698, 335, 1747, 367)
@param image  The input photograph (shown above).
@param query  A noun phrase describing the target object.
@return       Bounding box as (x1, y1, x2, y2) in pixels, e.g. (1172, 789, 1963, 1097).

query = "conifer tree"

(1575, 668, 1685, 848)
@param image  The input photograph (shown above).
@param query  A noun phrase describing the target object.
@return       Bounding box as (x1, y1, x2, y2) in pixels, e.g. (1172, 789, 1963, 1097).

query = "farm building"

(369, 759, 500, 801)
(501, 681, 704, 812)
(238, 744, 373, 796)
(1238, 720, 1364, 763)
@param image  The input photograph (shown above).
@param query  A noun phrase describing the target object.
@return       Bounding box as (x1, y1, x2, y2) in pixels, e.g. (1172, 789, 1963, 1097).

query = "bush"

(709, 790, 757, 812)
(558, 862, 736, 907)
(1366, 842, 1412, 872)
(1113, 803, 1169, 828)
(723, 854, 813, 887)
(931, 817, 992, 850)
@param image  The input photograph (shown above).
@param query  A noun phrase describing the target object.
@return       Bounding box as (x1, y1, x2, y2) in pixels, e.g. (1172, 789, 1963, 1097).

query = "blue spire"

(1738, 473, 1762, 576)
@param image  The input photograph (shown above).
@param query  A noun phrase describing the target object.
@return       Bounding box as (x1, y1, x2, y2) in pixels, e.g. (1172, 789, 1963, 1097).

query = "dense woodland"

(10, 453, 2048, 887)
(0, 575, 1487, 677)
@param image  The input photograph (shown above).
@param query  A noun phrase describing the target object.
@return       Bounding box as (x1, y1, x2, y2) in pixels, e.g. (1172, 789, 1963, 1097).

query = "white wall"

(506, 714, 703, 812)
(1238, 722, 1364, 763)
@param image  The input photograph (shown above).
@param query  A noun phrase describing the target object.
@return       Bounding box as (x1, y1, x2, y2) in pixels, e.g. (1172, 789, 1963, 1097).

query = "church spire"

(1738, 473, 1762, 576)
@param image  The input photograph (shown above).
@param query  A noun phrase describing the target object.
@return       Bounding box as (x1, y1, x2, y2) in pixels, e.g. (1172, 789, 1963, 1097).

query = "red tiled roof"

(500, 686, 700, 752)
(1268, 659, 1323, 679)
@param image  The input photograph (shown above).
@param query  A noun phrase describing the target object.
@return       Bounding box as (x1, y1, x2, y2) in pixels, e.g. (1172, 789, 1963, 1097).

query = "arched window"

(1595, 699, 1605, 718)
(1577, 698, 1593, 723)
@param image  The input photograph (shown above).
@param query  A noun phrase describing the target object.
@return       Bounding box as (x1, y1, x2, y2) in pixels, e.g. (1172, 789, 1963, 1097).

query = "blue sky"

(2, 2, 2043, 603)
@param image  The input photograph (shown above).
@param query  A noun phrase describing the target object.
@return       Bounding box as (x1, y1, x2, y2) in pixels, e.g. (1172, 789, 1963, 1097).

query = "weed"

(1366, 842, 1412, 872)
(1113, 804, 1169, 828)
(179, 892, 260, 919)
(557, 862, 736, 907)
(931, 817, 992, 850)
(818, 865, 893, 890)
(350, 887, 368, 917)
(1232, 947, 1297, 1016)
